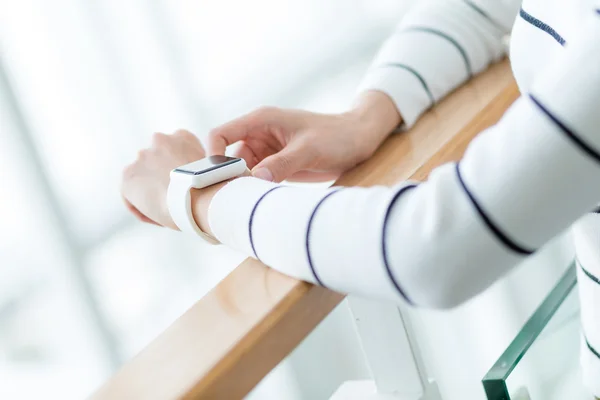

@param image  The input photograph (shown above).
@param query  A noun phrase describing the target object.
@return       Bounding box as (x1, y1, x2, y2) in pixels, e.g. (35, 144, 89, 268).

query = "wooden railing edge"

(90, 60, 520, 400)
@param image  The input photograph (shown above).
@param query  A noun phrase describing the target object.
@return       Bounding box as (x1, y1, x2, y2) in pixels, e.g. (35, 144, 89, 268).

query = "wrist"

(346, 90, 402, 141)
(189, 170, 252, 239)
(190, 181, 227, 238)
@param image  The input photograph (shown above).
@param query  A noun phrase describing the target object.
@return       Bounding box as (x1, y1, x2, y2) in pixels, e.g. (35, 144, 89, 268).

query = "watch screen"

(173, 156, 242, 175)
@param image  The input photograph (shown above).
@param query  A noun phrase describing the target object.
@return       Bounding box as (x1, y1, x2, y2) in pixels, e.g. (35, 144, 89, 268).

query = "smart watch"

(167, 155, 247, 243)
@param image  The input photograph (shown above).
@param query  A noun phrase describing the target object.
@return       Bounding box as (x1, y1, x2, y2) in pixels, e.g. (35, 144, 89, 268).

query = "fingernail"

(252, 168, 273, 182)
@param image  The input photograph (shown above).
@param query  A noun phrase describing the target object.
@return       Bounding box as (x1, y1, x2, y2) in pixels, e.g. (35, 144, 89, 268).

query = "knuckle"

(136, 149, 149, 160)
(252, 105, 278, 120)
(208, 127, 221, 140)
(122, 164, 134, 181)
(301, 137, 318, 154)
(152, 132, 167, 144)
(174, 128, 193, 137)
(296, 138, 319, 164)
(276, 155, 292, 172)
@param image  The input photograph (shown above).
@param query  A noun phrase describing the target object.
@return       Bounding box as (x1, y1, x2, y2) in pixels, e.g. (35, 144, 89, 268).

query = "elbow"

(400, 253, 525, 311)
(415, 285, 474, 310)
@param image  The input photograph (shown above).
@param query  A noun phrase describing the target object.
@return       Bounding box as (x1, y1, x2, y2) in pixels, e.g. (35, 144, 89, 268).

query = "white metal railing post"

(330, 297, 441, 400)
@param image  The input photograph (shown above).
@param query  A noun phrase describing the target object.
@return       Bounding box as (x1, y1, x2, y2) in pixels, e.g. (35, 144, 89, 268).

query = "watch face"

(173, 156, 242, 175)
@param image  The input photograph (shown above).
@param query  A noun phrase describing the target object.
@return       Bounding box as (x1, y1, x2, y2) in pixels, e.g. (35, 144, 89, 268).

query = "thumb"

(252, 142, 313, 183)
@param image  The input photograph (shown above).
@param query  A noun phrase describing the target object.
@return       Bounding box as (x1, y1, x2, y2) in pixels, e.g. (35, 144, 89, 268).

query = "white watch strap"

(167, 178, 220, 244)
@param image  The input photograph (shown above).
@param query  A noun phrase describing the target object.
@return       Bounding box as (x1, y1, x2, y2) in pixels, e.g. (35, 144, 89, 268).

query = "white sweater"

(207, 0, 600, 394)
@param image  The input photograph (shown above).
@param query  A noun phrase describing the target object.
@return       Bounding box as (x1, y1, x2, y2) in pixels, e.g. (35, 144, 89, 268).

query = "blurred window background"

(0, 0, 414, 398)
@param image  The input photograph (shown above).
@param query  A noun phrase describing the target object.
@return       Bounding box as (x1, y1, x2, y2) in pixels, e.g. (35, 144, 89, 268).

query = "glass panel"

(505, 287, 582, 399)
(483, 263, 592, 400)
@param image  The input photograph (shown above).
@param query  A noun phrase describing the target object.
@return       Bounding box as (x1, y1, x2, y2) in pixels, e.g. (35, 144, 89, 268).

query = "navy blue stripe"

(401, 26, 472, 77)
(584, 334, 600, 361)
(455, 163, 535, 255)
(462, 0, 505, 31)
(529, 95, 600, 164)
(249, 186, 283, 261)
(306, 189, 343, 287)
(382, 184, 418, 303)
(380, 63, 435, 106)
(519, 8, 566, 46)
(579, 261, 600, 286)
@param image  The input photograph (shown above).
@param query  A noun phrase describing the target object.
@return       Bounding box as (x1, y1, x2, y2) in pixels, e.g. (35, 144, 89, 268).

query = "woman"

(121, 0, 600, 396)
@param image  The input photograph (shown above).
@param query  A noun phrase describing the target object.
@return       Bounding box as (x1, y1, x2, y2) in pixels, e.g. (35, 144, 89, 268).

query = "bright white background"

(0, 0, 574, 399)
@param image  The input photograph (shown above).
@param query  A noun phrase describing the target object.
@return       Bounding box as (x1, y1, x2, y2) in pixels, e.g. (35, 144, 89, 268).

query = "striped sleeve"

(208, 10, 600, 309)
(356, 0, 521, 128)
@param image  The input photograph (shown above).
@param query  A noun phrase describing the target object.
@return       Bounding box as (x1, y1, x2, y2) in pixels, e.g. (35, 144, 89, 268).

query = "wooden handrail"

(91, 60, 519, 400)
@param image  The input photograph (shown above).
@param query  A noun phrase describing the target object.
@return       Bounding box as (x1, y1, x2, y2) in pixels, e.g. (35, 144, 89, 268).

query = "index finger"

(207, 107, 279, 155)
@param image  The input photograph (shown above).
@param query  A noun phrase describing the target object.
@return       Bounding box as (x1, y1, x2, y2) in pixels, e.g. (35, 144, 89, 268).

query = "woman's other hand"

(208, 91, 401, 183)
(121, 129, 205, 228)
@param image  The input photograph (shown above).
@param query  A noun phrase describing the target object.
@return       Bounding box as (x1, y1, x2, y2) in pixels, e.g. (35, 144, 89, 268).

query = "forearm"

(357, 0, 520, 128)
(203, 17, 600, 308)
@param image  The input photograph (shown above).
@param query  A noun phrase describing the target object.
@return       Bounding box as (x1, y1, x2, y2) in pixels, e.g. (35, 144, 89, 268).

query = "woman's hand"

(121, 129, 206, 229)
(208, 91, 401, 182)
